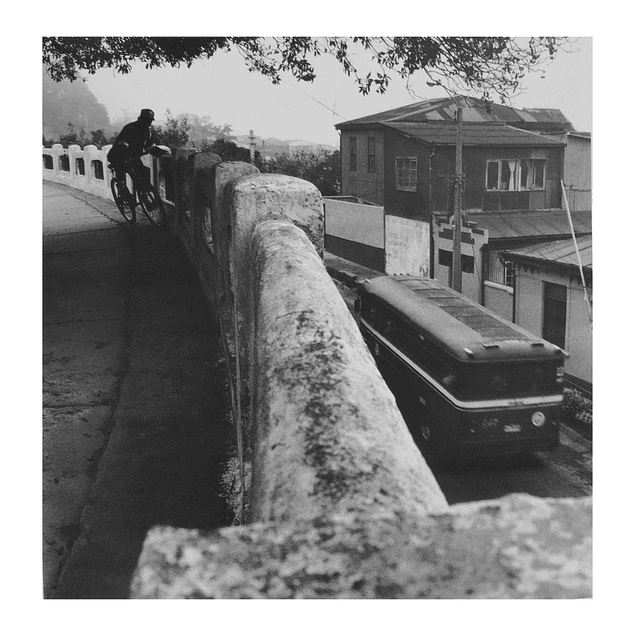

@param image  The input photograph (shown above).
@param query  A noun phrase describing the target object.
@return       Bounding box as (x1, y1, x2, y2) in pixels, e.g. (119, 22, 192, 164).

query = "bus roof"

(360, 276, 565, 362)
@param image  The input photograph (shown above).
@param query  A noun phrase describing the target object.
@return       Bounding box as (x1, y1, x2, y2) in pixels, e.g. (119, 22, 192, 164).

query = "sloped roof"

(501, 234, 592, 270)
(336, 97, 574, 131)
(383, 121, 564, 147)
(474, 210, 592, 241)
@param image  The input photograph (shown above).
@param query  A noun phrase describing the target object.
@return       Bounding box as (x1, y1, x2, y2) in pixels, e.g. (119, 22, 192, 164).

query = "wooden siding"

(339, 129, 385, 205)
(381, 132, 564, 217)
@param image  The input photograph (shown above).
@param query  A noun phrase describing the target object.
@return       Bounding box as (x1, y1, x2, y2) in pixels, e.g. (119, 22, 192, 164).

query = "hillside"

(43, 69, 112, 140)
(235, 134, 336, 156)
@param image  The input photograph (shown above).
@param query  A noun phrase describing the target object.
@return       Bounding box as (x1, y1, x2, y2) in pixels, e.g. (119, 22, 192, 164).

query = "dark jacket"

(108, 120, 157, 163)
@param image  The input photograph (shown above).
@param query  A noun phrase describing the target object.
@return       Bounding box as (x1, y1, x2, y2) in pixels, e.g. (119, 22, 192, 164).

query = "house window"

(503, 260, 515, 287)
(75, 158, 85, 176)
(486, 159, 546, 191)
(350, 137, 357, 172)
(438, 249, 474, 284)
(43, 154, 54, 170)
(542, 282, 567, 349)
(367, 136, 376, 173)
(396, 157, 417, 191)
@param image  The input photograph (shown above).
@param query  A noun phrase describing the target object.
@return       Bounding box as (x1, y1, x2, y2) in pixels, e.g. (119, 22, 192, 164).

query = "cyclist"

(107, 108, 169, 201)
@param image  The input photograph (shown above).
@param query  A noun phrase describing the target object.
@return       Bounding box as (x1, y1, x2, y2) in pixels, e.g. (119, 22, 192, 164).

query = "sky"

(83, 37, 592, 147)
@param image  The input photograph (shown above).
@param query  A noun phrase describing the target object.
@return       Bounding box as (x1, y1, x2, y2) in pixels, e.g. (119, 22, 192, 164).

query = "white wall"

(514, 266, 592, 385)
(385, 215, 430, 276)
(483, 281, 514, 322)
(563, 135, 592, 211)
(324, 199, 384, 248)
(42, 143, 155, 201)
(433, 220, 488, 303)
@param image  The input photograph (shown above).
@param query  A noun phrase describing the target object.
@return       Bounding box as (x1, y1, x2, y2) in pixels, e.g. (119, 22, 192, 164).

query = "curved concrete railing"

(43, 145, 592, 598)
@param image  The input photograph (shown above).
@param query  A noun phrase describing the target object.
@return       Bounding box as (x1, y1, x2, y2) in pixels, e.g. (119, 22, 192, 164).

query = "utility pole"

(249, 129, 256, 164)
(452, 105, 464, 293)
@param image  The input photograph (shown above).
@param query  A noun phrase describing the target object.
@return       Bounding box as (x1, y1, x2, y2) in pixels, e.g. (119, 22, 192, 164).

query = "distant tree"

(42, 37, 572, 103)
(58, 123, 88, 146)
(183, 114, 235, 148)
(204, 138, 250, 162)
(153, 110, 191, 150)
(261, 150, 341, 196)
(89, 129, 115, 147)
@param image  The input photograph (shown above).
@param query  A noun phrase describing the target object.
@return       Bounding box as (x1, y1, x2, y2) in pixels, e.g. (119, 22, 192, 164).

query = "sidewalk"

(43, 182, 234, 598)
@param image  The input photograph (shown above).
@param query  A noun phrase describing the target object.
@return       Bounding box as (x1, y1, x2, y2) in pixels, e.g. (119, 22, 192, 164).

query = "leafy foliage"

(184, 114, 235, 147)
(562, 388, 592, 431)
(42, 37, 571, 103)
(203, 138, 251, 162)
(145, 106, 340, 194)
(259, 150, 341, 196)
(89, 129, 112, 147)
(153, 110, 191, 150)
(45, 122, 116, 148)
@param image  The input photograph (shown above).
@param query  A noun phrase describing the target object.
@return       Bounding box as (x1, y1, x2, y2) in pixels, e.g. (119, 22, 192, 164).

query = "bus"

(357, 276, 566, 457)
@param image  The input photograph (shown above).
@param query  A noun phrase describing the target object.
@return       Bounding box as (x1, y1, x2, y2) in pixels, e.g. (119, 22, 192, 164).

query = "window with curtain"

(486, 159, 546, 191)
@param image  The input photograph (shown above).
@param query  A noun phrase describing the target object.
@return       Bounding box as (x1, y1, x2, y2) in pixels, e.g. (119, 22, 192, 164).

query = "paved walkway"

(43, 182, 234, 599)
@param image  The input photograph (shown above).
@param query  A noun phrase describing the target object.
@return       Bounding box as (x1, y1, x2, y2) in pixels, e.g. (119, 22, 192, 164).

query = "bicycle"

(109, 158, 165, 227)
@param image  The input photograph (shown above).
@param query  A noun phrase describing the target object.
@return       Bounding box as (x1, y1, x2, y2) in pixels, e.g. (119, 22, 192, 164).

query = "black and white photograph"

(16, 9, 621, 626)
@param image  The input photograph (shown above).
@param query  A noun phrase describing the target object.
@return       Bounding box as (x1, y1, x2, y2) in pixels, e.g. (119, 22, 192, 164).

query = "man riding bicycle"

(107, 109, 169, 201)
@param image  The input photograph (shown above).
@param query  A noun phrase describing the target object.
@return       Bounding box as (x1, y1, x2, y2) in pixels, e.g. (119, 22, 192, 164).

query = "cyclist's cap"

(139, 109, 155, 120)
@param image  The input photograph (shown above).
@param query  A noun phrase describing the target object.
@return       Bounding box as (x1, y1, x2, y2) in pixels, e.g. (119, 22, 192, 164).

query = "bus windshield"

(447, 361, 560, 400)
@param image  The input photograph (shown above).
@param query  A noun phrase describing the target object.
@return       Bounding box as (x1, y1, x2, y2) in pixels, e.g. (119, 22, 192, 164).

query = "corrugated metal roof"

(383, 121, 564, 147)
(336, 97, 574, 131)
(502, 235, 592, 269)
(474, 210, 592, 240)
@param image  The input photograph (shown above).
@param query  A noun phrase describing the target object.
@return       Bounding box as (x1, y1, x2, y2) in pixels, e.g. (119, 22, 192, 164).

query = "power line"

(288, 83, 349, 122)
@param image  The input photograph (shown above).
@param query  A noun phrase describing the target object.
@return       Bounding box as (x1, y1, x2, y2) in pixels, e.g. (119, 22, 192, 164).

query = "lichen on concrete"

(130, 493, 591, 599)
(247, 219, 447, 525)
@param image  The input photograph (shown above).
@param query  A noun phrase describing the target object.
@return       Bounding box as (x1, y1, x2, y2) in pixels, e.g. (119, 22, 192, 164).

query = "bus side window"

(361, 299, 378, 326)
(376, 310, 388, 335)
(391, 320, 417, 352)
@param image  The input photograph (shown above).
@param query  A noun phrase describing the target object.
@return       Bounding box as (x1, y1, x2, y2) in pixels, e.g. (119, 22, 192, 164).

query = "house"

(332, 95, 591, 289)
(335, 96, 577, 205)
(499, 235, 592, 396)
(329, 96, 592, 392)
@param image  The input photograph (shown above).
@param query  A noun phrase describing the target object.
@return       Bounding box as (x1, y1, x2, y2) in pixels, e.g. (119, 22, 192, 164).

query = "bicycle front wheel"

(138, 185, 165, 227)
(110, 177, 135, 223)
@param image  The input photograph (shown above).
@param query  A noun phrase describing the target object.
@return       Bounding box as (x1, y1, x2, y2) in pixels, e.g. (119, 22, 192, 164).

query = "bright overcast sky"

(84, 37, 592, 147)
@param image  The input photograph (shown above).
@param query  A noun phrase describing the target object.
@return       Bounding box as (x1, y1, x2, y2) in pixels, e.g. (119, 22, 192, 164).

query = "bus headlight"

(531, 411, 546, 427)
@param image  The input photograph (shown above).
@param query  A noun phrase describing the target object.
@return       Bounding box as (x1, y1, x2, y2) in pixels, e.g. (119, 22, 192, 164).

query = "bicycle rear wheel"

(110, 177, 135, 223)
(138, 185, 165, 227)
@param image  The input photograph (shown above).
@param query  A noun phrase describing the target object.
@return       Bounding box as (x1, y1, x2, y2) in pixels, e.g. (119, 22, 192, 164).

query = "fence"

(43, 145, 592, 599)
